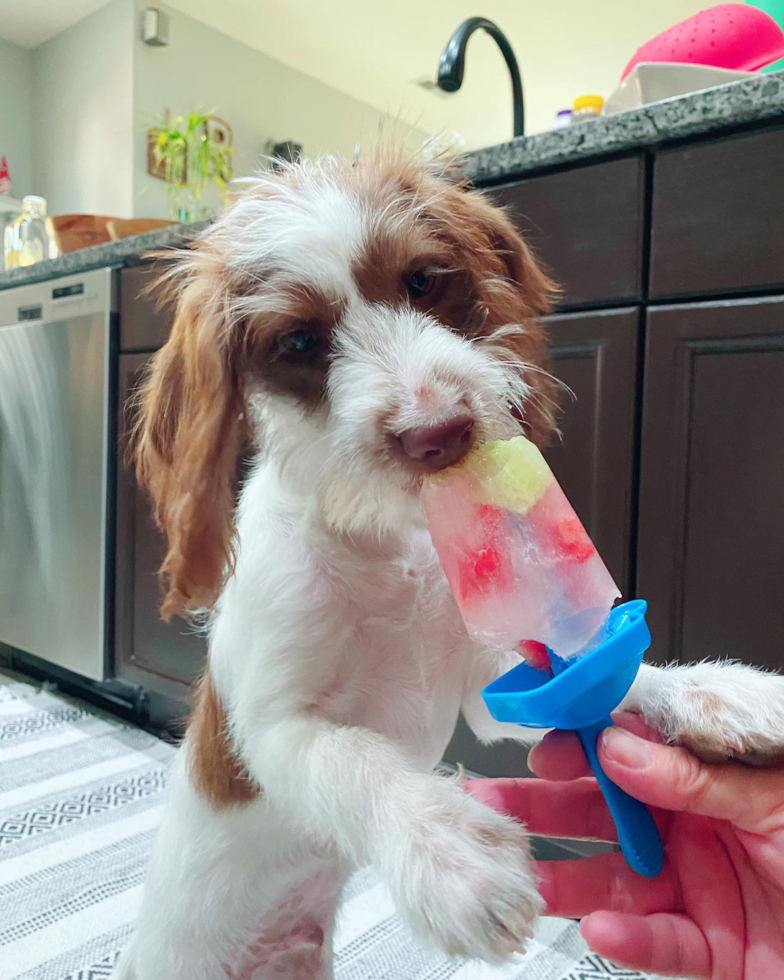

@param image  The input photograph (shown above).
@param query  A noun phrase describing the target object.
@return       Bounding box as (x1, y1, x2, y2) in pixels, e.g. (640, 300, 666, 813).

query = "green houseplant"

(149, 109, 233, 222)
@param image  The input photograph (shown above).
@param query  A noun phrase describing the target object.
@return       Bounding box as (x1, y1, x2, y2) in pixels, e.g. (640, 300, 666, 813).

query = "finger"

(580, 911, 711, 979)
(527, 730, 588, 780)
(535, 852, 678, 918)
(527, 714, 663, 782)
(466, 777, 618, 841)
(599, 727, 784, 832)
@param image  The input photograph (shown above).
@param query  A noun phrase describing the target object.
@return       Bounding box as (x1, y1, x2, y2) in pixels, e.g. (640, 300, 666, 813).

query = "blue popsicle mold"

(482, 600, 665, 878)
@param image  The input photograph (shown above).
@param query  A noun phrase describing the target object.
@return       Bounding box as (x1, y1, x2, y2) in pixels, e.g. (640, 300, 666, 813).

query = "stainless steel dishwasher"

(0, 269, 114, 681)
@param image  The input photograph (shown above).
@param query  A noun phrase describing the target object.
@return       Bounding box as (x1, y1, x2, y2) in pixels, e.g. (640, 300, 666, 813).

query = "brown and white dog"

(116, 152, 784, 979)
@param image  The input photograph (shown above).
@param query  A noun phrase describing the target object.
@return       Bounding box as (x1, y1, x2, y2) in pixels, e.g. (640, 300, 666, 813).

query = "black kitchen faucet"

(437, 17, 525, 139)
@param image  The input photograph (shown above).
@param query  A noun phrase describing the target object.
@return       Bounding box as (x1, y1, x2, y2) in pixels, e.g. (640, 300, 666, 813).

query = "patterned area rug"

(0, 671, 671, 980)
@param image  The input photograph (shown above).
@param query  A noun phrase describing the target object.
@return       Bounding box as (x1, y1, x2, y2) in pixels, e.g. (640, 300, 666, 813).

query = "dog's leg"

(115, 755, 340, 980)
(229, 866, 344, 980)
(621, 660, 784, 763)
(233, 709, 542, 964)
(460, 647, 546, 748)
(462, 644, 784, 766)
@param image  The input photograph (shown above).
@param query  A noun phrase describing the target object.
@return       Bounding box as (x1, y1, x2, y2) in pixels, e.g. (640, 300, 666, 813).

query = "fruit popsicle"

(421, 435, 621, 662)
(422, 435, 666, 878)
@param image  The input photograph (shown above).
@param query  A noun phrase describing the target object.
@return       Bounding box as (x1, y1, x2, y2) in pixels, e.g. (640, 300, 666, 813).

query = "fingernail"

(526, 743, 541, 774)
(602, 727, 652, 769)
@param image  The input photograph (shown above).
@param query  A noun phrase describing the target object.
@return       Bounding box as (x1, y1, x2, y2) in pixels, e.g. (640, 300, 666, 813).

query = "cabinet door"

(544, 307, 641, 597)
(444, 307, 641, 775)
(650, 127, 784, 300)
(637, 298, 784, 670)
(487, 156, 646, 309)
(114, 353, 207, 727)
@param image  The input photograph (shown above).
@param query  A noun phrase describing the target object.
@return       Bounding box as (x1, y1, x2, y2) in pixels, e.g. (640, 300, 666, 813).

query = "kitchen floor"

(0, 670, 671, 980)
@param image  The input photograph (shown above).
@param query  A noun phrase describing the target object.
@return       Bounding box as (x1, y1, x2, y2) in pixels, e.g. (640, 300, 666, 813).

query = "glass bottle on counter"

(4, 196, 58, 269)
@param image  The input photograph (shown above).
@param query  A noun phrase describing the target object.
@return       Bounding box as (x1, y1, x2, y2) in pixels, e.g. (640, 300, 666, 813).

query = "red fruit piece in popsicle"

(526, 483, 596, 565)
(551, 515, 596, 563)
(519, 639, 551, 672)
(457, 504, 512, 600)
(476, 503, 503, 531)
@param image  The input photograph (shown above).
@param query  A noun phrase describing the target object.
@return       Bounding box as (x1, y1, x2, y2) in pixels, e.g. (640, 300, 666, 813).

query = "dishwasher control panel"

(0, 267, 116, 328)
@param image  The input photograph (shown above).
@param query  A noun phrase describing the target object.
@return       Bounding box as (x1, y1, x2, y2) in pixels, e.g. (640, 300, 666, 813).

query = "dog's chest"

(317, 543, 467, 765)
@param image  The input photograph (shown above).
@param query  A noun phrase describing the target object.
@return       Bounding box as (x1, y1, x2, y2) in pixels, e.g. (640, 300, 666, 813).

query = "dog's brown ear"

(468, 190, 559, 319)
(135, 266, 244, 621)
(453, 190, 561, 447)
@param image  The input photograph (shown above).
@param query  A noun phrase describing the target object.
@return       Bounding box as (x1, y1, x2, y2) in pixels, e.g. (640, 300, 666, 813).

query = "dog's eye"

(279, 329, 320, 356)
(406, 269, 436, 299)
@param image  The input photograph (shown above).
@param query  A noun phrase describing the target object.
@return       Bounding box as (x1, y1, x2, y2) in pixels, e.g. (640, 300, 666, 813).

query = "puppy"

(116, 152, 784, 979)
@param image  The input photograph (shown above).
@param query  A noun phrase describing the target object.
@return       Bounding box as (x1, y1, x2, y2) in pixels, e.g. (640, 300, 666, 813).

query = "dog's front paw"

(385, 787, 542, 963)
(639, 661, 784, 764)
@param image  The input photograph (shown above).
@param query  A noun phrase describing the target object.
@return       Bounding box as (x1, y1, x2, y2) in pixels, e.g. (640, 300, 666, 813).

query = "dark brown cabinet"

(637, 297, 784, 672)
(488, 155, 646, 309)
(114, 351, 207, 728)
(457, 125, 784, 776)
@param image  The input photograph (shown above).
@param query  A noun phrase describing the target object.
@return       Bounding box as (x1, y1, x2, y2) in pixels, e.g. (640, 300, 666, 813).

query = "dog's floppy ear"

(135, 259, 244, 621)
(468, 189, 558, 319)
(449, 188, 560, 446)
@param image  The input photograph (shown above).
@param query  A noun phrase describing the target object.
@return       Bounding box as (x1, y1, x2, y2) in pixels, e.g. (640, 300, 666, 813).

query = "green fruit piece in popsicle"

(458, 435, 553, 513)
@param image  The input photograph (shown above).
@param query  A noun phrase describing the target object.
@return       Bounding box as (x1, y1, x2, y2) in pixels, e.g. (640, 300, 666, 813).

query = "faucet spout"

(437, 17, 524, 139)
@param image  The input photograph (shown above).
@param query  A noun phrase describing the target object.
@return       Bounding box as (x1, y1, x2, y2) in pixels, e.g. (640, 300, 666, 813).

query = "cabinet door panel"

(488, 156, 646, 309)
(545, 307, 641, 597)
(637, 298, 784, 670)
(650, 127, 784, 300)
(444, 307, 641, 775)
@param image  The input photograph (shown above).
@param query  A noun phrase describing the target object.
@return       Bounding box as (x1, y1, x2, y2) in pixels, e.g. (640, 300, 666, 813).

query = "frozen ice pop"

(422, 435, 665, 877)
(421, 435, 620, 661)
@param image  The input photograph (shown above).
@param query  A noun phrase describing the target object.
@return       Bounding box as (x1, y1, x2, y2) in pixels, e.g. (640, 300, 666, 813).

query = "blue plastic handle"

(548, 651, 664, 878)
(482, 600, 664, 877)
(574, 716, 664, 877)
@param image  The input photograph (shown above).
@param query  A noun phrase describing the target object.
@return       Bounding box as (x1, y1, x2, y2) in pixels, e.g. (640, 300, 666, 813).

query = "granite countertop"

(0, 220, 210, 293)
(1, 70, 782, 294)
(463, 68, 784, 183)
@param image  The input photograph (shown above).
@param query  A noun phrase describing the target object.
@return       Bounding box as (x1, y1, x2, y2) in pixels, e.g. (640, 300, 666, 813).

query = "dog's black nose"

(397, 413, 475, 471)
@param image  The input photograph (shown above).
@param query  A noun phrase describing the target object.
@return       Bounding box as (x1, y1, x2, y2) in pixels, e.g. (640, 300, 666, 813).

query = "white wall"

(31, 0, 135, 216)
(0, 37, 34, 199)
(132, 2, 428, 218)
(163, 0, 718, 147)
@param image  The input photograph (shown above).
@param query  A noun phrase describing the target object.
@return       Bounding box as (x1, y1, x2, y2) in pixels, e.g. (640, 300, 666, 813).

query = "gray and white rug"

(0, 670, 666, 980)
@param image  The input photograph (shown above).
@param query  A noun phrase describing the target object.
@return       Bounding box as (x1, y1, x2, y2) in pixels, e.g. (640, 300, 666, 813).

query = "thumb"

(598, 727, 784, 834)
(580, 911, 711, 979)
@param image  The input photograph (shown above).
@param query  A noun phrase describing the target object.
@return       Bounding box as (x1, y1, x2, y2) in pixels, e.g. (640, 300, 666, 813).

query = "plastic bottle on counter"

(571, 94, 604, 122)
(551, 109, 572, 129)
(3, 196, 57, 269)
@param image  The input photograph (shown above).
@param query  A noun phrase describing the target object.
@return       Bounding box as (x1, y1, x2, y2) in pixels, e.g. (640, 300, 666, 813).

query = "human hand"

(467, 716, 784, 979)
